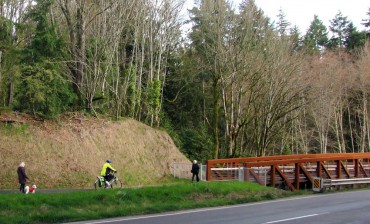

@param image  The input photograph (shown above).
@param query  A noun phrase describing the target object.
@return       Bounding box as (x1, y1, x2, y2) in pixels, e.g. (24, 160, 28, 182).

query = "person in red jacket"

(17, 162, 29, 193)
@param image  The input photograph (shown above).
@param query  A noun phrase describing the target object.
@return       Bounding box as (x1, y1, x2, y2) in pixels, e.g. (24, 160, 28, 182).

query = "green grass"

(0, 123, 29, 135)
(0, 181, 309, 224)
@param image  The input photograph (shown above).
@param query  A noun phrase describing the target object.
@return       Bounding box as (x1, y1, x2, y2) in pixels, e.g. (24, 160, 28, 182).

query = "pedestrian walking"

(17, 162, 29, 193)
(191, 160, 200, 182)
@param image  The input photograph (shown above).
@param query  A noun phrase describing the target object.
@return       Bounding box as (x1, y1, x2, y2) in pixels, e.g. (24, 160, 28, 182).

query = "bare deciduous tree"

(355, 43, 370, 152)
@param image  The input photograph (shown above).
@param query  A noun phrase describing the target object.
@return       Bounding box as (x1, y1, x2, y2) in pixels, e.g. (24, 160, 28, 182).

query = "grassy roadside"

(0, 181, 309, 224)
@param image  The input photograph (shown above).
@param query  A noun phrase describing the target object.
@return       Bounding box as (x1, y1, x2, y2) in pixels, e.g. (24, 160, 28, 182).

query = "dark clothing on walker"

(17, 166, 29, 193)
(191, 163, 200, 182)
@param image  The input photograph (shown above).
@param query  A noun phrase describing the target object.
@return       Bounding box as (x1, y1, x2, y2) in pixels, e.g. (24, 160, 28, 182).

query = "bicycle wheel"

(111, 178, 123, 188)
(94, 179, 100, 190)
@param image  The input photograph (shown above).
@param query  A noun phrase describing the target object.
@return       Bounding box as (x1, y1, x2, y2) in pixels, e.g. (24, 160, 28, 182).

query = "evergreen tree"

(16, 0, 76, 118)
(362, 8, 370, 36)
(276, 8, 290, 36)
(22, 1, 64, 64)
(162, 47, 214, 160)
(0, 17, 19, 107)
(289, 25, 303, 52)
(362, 8, 370, 29)
(0, 5, 31, 107)
(0, 18, 13, 51)
(344, 22, 366, 51)
(328, 11, 350, 49)
(303, 15, 328, 53)
(188, 0, 233, 158)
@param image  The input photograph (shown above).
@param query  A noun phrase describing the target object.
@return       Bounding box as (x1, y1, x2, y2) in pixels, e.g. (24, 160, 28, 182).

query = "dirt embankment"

(0, 112, 191, 189)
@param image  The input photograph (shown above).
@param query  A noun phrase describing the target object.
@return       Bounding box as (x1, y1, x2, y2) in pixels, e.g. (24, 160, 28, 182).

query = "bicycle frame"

(94, 173, 122, 189)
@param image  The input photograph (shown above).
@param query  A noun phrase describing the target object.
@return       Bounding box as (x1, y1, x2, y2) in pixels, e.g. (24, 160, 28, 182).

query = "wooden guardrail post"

(271, 165, 276, 187)
(316, 161, 322, 178)
(355, 159, 359, 177)
(336, 160, 341, 179)
(295, 163, 300, 190)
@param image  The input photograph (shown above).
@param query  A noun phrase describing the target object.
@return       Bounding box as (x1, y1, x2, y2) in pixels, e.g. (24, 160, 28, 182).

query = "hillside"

(0, 112, 191, 189)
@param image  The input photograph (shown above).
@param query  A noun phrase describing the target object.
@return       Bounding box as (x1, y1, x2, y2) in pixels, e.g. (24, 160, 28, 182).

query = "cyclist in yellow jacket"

(101, 160, 117, 187)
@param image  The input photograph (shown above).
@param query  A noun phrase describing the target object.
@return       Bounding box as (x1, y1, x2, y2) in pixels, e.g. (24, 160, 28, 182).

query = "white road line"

(262, 213, 329, 224)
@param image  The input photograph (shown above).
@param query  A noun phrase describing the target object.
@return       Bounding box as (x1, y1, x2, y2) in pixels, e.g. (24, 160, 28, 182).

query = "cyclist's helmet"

(106, 159, 112, 163)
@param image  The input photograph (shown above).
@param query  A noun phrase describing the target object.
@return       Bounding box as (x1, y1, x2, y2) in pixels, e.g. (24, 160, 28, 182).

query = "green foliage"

(159, 112, 183, 148)
(15, 64, 76, 118)
(13, 0, 76, 118)
(328, 11, 351, 49)
(276, 8, 290, 36)
(24, 0, 65, 63)
(0, 17, 23, 107)
(146, 79, 161, 115)
(0, 123, 29, 135)
(304, 15, 328, 52)
(289, 25, 303, 52)
(180, 124, 214, 162)
(345, 23, 367, 51)
(0, 17, 13, 50)
(162, 49, 215, 159)
(281, 144, 293, 155)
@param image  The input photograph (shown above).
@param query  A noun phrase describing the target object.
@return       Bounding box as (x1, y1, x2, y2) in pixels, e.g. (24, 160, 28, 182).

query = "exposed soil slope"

(0, 112, 191, 189)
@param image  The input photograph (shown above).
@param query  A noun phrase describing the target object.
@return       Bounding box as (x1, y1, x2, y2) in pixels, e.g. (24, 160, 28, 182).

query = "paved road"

(69, 189, 370, 224)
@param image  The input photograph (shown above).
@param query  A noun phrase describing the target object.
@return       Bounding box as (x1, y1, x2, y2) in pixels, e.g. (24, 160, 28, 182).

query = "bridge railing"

(206, 153, 370, 191)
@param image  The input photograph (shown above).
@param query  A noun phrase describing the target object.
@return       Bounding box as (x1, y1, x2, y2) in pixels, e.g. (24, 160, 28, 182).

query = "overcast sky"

(183, 0, 369, 33)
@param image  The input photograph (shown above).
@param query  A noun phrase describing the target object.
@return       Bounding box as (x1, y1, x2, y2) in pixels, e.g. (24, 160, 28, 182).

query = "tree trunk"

(360, 94, 368, 152)
(7, 82, 13, 106)
(76, 5, 85, 99)
(213, 77, 220, 159)
(0, 51, 2, 105)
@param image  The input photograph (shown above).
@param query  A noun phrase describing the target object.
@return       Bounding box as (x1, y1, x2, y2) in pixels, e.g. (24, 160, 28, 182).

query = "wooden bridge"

(206, 153, 370, 191)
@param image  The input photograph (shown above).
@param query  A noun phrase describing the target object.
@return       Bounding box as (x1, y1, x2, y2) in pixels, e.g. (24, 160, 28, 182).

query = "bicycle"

(94, 171, 123, 189)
